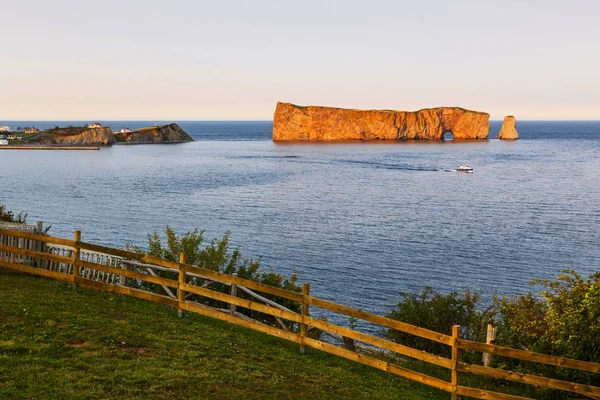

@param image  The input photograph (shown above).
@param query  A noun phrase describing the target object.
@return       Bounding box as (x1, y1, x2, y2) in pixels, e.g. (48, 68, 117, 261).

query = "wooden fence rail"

(0, 227, 599, 400)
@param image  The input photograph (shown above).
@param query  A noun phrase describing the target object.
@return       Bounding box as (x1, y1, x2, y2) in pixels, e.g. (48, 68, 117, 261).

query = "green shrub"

(126, 226, 301, 329)
(496, 270, 600, 386)
(385, 287, 495, 359)
(0, 205, 27, 224)
(384, 271, 600, 390)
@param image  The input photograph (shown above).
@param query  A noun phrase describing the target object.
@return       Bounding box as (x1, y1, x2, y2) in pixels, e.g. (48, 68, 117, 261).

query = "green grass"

(0, 273, 447, 400)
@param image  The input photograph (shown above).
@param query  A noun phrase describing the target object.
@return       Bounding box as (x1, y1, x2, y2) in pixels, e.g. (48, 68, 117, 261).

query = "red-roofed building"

(89, 122, 103, 128)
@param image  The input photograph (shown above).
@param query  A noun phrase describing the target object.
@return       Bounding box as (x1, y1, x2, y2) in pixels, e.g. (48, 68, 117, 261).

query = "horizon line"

(2, 119, 600, 123)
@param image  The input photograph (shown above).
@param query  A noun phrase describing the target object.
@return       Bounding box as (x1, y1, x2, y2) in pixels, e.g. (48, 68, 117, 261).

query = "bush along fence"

(0, 227, 599, 400)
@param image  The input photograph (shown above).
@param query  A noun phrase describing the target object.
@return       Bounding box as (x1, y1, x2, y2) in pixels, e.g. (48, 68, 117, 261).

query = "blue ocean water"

(1, 120, 599, 320)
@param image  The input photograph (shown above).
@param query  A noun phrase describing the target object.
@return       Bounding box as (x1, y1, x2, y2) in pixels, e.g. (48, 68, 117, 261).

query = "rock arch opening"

(442, 131, 454, 141)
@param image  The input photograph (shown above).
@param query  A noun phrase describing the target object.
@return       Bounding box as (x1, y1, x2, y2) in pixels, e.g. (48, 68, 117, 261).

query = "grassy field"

(0, 273, 447, 400)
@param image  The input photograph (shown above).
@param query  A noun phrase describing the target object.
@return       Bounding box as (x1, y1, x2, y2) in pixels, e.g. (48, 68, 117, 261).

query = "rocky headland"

(34, 127, 116, 146)
(497, 116, 519, 140)
(273, 102, 491, 141)
(113, 123, 194, 144)
(21, 123, 194, 148)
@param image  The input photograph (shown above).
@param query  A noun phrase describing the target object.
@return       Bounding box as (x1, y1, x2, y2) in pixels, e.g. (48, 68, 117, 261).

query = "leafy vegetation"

(385, 287, 494, 361)
(126, 226, 302, 328)
(0, 204, 27, 224)
(385, 270, 600, 394)
(494, 270, 600, 387)
(0, 274, 445, 400)
(497, 270, 600, 361)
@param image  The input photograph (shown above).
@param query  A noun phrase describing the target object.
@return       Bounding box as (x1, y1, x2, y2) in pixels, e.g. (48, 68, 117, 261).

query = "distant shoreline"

(0, 146, 99, 151)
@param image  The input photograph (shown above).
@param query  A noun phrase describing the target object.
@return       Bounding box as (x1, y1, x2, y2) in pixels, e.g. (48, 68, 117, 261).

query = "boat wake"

(337, 159, 442, 172)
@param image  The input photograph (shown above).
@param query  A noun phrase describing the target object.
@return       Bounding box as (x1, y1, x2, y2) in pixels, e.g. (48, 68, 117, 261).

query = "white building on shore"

(0, 125, 10, 132)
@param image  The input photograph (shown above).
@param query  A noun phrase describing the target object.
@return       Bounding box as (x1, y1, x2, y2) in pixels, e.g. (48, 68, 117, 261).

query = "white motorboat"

(456, 163, 473, 173)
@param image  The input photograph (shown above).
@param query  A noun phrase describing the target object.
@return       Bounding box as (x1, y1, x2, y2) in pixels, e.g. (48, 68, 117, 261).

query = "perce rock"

(273, 102, 491, 141)
(114, 123, 194, 144)
(497, 116, 519, 140)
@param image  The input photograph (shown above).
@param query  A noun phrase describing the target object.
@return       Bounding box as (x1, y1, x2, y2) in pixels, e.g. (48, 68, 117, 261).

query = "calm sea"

(1, 120, 599, 320)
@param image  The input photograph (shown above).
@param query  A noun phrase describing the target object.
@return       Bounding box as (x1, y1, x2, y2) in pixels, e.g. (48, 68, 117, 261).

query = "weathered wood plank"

(306, 296, 453, 346)
(305, 316, 453, 369)
(178, 252, 186, 317)
(180, 282, 302, 323)
(237, 285, 295, 313)
(300, 282, 310, 354)
(483, 324, 497, 367)
(456, 339, 600, 374)
(78, 259, 179, 289)
(179, 301, 303, 344)
(73, 231, 81, 288)
(78, 241, 181, 270)
(0, 229, 75, 247)
(229, 274, 238, 315)
(0, 244, 73, 264)
(451, 325, 461, 399)
(145, 267, 177, 299)
(458, 362, 600, 398)
(0, 260, 74, 283)
(180, 264, 304, 302)
(455, 385, 532, 400)
(121, 259, 178, 273)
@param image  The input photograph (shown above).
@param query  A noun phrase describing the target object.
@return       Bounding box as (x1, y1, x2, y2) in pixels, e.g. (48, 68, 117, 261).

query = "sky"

(1, 0, 599, 120)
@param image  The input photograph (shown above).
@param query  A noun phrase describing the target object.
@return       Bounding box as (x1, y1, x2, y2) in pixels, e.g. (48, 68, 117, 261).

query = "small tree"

(127, 226, 301, 328)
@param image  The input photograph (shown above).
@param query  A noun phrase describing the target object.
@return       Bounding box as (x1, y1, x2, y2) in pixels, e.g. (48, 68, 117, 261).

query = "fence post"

(229, 273, 238, 315)
(73, 230, 81, 290)
(177, 252, 186, 318)
(300, 282, 310, 354)
(34, 221, 44, 267)
(451, 324, 461, 399)
(483, 324, 497, 367)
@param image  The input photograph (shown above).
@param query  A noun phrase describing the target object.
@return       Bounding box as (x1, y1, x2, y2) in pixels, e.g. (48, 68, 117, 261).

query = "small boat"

(456, 163, 473, 173)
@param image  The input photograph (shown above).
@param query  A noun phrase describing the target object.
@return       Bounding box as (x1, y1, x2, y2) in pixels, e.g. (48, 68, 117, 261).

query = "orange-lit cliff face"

(273, 102, 490, 141)
(498, 116, 519, 140)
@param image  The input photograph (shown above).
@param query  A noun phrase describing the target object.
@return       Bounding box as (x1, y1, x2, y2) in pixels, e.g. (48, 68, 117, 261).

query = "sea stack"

(272, 102, 490, 141)
(497, 116, 519, 140)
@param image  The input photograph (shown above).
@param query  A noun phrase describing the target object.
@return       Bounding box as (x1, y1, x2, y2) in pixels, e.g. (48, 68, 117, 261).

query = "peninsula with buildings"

(0, 123, 194, 149)
(272, 102, 519, 141)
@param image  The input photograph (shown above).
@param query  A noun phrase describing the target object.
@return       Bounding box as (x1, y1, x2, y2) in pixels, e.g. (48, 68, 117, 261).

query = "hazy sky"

(1, 0, 598, 120)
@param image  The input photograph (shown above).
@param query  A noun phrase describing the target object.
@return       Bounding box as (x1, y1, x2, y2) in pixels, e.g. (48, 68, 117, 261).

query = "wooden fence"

(0, 221, 45, 264)
(0, 227, 599, 400)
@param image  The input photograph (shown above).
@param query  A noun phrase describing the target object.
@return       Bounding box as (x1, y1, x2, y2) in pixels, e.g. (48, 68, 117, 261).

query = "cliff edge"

(114, 123, 194, 144)
(497, 116, 519, 140)
(272, 102, 490, 141)
(35, 127, 116, 146)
